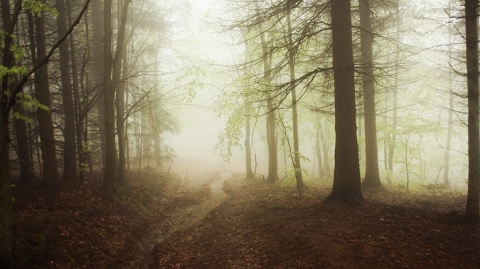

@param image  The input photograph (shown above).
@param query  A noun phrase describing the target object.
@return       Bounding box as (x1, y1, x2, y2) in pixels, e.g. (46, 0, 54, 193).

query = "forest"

(1, 0, 480, 268)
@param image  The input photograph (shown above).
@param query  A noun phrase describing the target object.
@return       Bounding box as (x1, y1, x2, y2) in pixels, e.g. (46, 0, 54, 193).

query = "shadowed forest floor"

(13, 170, 480, 268)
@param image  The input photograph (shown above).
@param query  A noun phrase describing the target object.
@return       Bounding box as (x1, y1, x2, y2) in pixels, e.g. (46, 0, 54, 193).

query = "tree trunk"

(464, 0, 479, 222)
(1, 0, 24, 258)
(32, 10, 59, 211)
(67, 0, 85, 183)
(13, 103, 34, 183)
(315, 122, 325, 179)
(359, 0, 381, 187)
(0, 112, 13, 267)
(326, 0, 363, 204)
(92, 0, 106, 167)
(286, 3, 303, 189)
(444, 3, 454, 186)
(321, 121, 331, 177)
(266, 99, 278, 182)
(114, 0, 132, 181)
(387, 3, 400, 177)
(102, 0, 116, 191)
(55, 0, 78, 181)
(244, 100, 254, 179)
(258, 24, 278, 183)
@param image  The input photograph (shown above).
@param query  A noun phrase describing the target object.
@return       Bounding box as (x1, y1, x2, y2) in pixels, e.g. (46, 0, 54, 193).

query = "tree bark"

(259, 25, 278, 183)
(464, 0, 479, 222)
(92, 0, 106, 167)
(102, 0, 116, 191)
(67, 0, 86, 183)
(32, 9, 59, 211)
(55, 0, 78, 181)
(315, 122, 325, 178)
(114, 0, 132, 181)
(244, 100, 254, 179)
(0, 0, 15, 252)
(13, 103, 34, 183)
(0, 111, 13, 267)
(326, 0, 363, 204)
(286, 2, 304, 189)
(359, 0, 381, 187)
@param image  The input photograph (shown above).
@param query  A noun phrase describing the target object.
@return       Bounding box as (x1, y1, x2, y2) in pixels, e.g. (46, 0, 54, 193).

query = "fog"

(154, 0, 469, 189)
(162, 0, 245, 176)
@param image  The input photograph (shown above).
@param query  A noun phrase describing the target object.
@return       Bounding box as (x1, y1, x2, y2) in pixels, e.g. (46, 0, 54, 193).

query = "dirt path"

(127, 171, 232, 268)
(158, 171, 231, 237)
(149, 178, 480, 269)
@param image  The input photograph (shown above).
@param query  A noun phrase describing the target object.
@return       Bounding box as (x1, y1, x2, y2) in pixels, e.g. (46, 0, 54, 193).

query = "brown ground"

(13, 170, 480, 268)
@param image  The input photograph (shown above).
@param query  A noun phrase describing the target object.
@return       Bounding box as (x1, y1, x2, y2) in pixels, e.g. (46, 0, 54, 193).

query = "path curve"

(128, 171, 232, 268)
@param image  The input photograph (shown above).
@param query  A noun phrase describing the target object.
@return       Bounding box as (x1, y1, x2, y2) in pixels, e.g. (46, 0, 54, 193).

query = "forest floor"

(12, 169, 480, 268)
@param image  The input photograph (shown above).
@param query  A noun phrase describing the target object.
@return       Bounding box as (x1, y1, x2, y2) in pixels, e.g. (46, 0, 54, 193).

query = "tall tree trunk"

(321, 121, 331, 177)
(286, 3, 304, 189)
(0, 113, 13, 267)
(92, 0, 106, 167)
(67, 0, 85, 183)
(32, 9, 59, 211)
(464, 0, 479, 222)
(359, 0, 381, 187)
(444, 1, 454, 186)
(259, 25, 278, 183)
(266, 99, 278, 182)
(0, 10, 17, 252)
(114, 0, 132, 181)
(326, 0, 363, 204)
(387, 3, 400, 177)
(0, 2, 17, 261)
(315, 122, 325, 179)
(244, 100, 254, 179)
(55, 0, 77, 181)
(102, 0, 116, 191)
(444, 87, 454, 185)
(13, 103, 34, 183)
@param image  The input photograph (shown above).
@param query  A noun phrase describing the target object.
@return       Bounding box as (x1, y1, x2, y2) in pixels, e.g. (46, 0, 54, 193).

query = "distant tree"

(325, 0, 363, 203)
(464, 0, 479, 222)
(244, 99, 255, 179)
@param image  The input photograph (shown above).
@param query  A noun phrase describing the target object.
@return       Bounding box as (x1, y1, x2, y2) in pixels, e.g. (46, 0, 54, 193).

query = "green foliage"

(22, 0, 58, 17)
(279, 167, 311, 187)
(12, 93, 50, 123)
(175, 65, 204, 103)
(215, 107, 244, 163)
(0, 65, 27, 83)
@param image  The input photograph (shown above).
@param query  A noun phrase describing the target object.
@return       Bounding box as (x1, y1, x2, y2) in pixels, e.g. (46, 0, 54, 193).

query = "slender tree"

(464, 0, 479, 222)
(286, 1, 304, 189)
